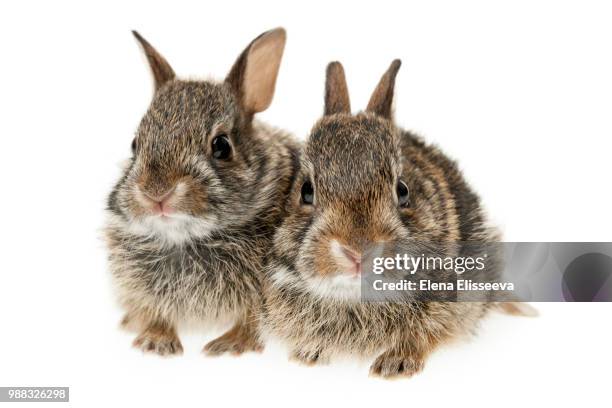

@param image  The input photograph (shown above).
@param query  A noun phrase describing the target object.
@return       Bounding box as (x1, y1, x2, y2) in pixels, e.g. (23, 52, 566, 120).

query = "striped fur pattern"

(104, 29, 299, 356)
(263, 60, 500, 378)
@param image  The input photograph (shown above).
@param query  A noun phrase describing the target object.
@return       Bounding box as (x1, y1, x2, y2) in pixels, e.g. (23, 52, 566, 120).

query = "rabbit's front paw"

(132, 325, 183, 357)
(369, 351, 424, 379)
(203, 325, 263, 356)
(290, 349, 328, 366)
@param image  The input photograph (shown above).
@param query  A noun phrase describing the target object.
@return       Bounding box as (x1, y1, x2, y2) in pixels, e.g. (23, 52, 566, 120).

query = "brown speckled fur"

(263, 60, 514, 378)
(104, 28, 299, 356)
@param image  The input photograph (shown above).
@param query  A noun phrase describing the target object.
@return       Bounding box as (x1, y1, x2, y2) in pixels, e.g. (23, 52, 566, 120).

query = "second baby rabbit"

(105, 28, 299, 356)
(263, 60, 534, 378)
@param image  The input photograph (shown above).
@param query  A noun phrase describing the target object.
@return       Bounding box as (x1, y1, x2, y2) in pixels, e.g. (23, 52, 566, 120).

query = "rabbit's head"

(108, 29, 287, 245)
(273, 61, 465, 300)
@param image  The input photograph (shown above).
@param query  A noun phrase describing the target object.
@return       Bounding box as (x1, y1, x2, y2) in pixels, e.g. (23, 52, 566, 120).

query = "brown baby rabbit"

(263, 60, 534, 378)
(104, 28, 299, 356)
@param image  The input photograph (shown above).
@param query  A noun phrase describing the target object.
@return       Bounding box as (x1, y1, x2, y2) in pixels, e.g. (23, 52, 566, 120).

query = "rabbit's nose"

(330, 240, 363, 277)
(138, 185, 177, 216)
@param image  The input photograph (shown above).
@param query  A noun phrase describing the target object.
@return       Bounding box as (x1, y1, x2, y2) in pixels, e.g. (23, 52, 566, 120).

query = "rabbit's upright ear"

(366, 59, 401, 119)
(324, 62, 351, 115)
(226, 28, 287, 116)
(132, 31, 176, 90)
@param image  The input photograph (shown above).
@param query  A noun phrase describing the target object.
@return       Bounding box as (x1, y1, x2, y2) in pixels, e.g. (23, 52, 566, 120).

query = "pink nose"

(139, 186, 176, 215)
(330, 240, 362, 276)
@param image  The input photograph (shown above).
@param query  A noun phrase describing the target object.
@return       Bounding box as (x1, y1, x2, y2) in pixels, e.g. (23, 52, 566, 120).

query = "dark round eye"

(131, 138, 137, 153)
(301, 181, 314, 205)
(211, 134, 232, 160)
(397, 180, 410, 207)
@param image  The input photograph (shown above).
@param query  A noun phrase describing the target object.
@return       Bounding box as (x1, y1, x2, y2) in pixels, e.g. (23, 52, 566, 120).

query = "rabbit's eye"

(397, 180, 410, 207)
(131, 138, 137, 153)
(212, 134, 232, 160)
(301, 181, 314, 205)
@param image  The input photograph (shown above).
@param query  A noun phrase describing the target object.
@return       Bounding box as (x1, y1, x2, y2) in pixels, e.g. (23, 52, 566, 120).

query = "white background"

(0, 0, 611, 407)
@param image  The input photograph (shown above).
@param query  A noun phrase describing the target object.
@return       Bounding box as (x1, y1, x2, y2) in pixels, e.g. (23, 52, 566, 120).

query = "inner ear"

(132, 31, 176, 90)
(324, 61, 351, 115)
(226, 28, 287, 116)
(366, 59, 401, 119)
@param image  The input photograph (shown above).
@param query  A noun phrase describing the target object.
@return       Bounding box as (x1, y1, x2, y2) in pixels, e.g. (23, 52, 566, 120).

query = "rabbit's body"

(264, 124, 493, 371)
(265, 126, 493, 349)
(264, 289, 489, 363)
(105, 29, 298, 356)
(263, 62, 528, 378)
(107, 120, 297, 325)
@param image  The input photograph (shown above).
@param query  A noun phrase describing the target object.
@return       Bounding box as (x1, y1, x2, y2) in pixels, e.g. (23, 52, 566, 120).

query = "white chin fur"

(271, 266, 362, 302)
(306, 274, 362, 302)
(124, 213, 217, 246)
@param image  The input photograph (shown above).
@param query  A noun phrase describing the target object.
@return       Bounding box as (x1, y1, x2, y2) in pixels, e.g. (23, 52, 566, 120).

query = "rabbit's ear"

(226, 28, 286, 115)
(132, 31, 176, 90)
(366, 59, 401, 119)
(324, 62, 351, 115)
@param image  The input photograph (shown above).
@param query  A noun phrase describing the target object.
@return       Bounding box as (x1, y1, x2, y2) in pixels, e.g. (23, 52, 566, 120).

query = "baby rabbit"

(263, 60, 534, 378)
(105, 28, 299, 356)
